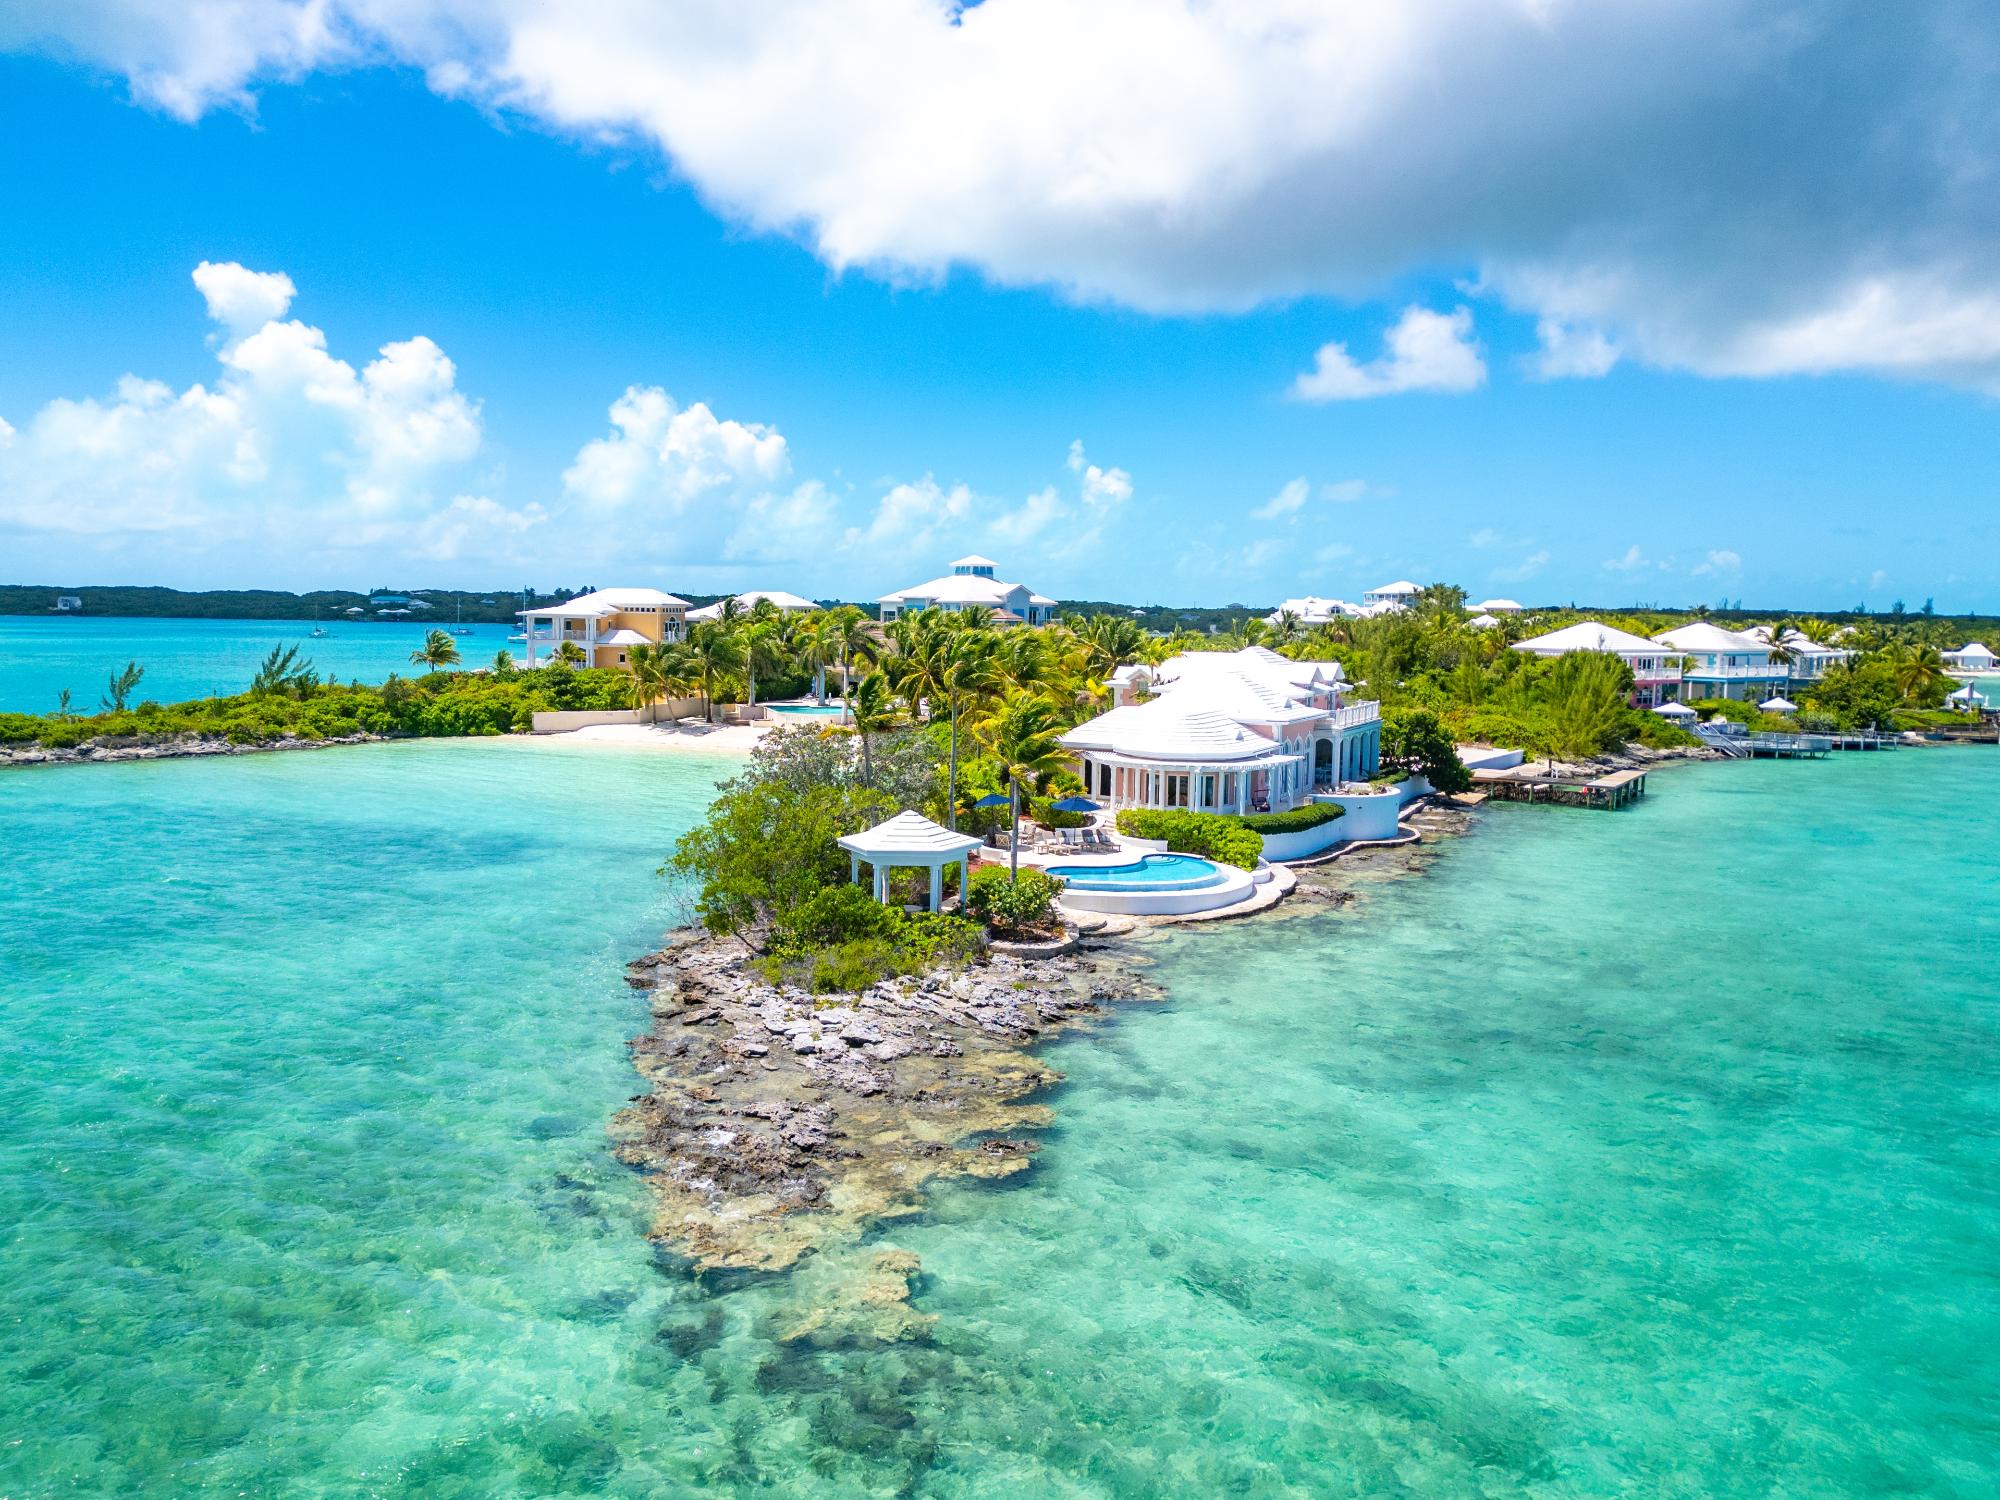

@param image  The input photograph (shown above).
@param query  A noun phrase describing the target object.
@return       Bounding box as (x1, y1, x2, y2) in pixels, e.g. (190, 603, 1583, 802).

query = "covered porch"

(1073, 749, 1308, 815)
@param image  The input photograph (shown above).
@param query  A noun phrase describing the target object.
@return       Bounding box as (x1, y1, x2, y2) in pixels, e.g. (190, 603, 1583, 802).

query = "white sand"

(516, 721, 774, 754)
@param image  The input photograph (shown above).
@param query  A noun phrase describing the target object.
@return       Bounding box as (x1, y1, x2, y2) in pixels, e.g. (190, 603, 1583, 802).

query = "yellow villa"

(517, 588, 691, 669)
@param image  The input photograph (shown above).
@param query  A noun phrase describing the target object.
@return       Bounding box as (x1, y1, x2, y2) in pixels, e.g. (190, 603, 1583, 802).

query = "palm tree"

(822, 604, 877, 697)
(491, 649, 515, 675)
(977, 694, 1070, 880)
(887, 611, 997, 827)
(552, 640, 587, 667)
(100, 660, 144, 712)
(410, 629, 460, 671)
(682, 620, 746, 723)
(250, 644, 318, 697)
(738, 605, 790, 709)
(55, 688, 73, 721)
(1271, 609, 1304, 647)
(1890, 642, 1951, 704)
(789, 611, 835, 703)
(849, 669, 900, 786)
(624, 641, 676, 722)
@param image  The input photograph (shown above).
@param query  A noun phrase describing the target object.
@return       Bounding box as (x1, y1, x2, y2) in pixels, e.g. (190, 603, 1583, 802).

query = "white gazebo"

(1653, 700, 1697, 719)
(1759, 696, 1798, 714)
(837, 810, 983, 912)
(1947, 683, 1990, 710)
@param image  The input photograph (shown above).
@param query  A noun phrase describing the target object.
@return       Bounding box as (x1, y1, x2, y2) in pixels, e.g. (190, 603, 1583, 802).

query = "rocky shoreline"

(609, 933, 1161, 1292)
(0, 730, 385, 769)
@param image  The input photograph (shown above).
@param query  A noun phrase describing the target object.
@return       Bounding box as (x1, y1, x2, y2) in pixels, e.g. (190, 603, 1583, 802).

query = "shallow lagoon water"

(0, 615, 519, 711)
(1, 741, 1996, 1495)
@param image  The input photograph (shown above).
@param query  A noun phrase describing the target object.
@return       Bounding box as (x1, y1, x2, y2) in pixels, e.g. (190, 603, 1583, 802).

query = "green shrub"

(964, 864, 1067, 933)
(1113, 808, 1262, 870)
(1235, 803, 1344, 834)
(1381, 706, 1473, 791)
(775, 883, 903, 949)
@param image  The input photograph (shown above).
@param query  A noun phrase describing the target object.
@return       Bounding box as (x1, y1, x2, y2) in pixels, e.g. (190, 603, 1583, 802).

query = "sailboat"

(309, 603, 331, 638)
(450, 600, 474, 636)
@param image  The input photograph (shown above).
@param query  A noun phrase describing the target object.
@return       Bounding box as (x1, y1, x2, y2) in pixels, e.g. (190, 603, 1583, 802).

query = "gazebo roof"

(1759, 696, 1797, 711)
(837, 810, 983, 860)
(1653, 700, 1697, 716)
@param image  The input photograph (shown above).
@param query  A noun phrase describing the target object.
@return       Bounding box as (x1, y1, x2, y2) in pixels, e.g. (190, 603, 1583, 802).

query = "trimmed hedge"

(1114, 808, 1263, 870)
(1235, 802, 1345, 835)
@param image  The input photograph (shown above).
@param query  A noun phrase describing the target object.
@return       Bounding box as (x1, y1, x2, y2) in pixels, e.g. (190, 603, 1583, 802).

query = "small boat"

(450, 602, 474, 636)
(309, 605, 331, 638)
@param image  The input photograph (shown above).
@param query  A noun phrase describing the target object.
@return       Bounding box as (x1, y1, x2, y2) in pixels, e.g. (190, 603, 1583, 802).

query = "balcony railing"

(1683, 661, 1785, 679)
(1330, 700, 1381, 728)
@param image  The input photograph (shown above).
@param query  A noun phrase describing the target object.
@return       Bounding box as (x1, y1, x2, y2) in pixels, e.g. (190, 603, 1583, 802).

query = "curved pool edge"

(1054, 863, 1258, 916)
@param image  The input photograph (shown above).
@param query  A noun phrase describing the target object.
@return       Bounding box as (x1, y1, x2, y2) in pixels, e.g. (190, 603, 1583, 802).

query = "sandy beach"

(519, 720, 774, 754)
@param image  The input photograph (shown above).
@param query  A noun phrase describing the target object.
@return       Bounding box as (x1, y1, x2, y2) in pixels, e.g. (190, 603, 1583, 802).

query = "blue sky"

(2, 3, 1997, 610)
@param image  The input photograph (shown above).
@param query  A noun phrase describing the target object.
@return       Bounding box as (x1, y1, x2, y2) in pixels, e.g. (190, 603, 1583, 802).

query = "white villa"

(686, 589, 820, 623)
(1511, 621, 1684, 706)
(1653, 622, 1791, 703)
(1265, 595, 1355, 626)
(1944, 642, 1998, 675)
(1363, 580, 1421, 610)
(879, 555, 1056, 626)
(1061, 646, 1382, 815)
(517, 587, 690, 669)
(1741, 625, 1855, 682)
(1471, 598, 1524, 614)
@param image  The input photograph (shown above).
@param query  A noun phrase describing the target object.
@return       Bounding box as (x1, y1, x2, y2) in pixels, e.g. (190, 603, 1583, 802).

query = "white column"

(930, 864, 943, 913)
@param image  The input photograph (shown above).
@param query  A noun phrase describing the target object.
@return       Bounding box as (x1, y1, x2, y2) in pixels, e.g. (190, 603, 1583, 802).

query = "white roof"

(881, 574, 1021, 607)
(687, 589, 819, 621)
(1061, 699, 1296, 763)
(837, 810, 983, 860)
(1759, 696, 1797, 711)
(1653, 700, 1697, 717)
(1513, 621, 1671, 657)
(1468, 613, 1501, 629)
(1472, 598, 1522, 613)
(1266, 595, 1353, 624)
(1953, 642, 1996, 659)
(1368, 580, 1421, 597)
(951, 554, 998, 569)
(1947, 684, 1988, 703)
(523, 587, 691, 619)
(598, 628, 652, 647)
(1654, 622, 1772, 654)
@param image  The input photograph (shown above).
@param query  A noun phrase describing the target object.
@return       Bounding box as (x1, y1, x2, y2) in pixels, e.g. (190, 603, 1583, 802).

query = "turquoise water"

(0, 615, 518, 711)
(1048, 853, 1226, 889)
(765, 703, 848, 718)
(2, 743, 1996, 1495)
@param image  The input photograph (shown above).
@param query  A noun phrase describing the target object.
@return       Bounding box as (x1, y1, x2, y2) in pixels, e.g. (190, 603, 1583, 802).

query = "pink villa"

(1059, 647, 1382, 814)
(1510, 621, 1685, 706)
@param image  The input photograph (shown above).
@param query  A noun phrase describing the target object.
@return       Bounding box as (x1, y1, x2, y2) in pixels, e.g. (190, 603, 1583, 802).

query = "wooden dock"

(1473, 766, 1649, 809)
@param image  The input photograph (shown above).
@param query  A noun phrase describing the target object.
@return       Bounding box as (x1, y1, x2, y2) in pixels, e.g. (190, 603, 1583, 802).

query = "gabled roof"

(1654, 622, 1772, 654)
(597, 628, 652, 647)
(837, 810, 983, 859)
(1367, 580, 1421, 596)
(880, 574, 1020, 606)
(523, 587, 691, 618)
(1472, 598, 1523, 612)
(1953, 641, 1996, 659)
(1468, 613, 1501, 629)
(1060, 699, 1293, 763)
(1513, 621, 1671, 657)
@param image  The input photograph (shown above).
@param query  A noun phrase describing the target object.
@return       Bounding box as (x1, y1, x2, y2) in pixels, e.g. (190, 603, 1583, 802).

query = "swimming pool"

(1046, 853, 1227, 892)
(765, 703, 848, 718)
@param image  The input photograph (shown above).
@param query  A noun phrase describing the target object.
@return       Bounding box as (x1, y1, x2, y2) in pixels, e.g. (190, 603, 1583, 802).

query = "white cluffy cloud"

(0, 262, 516, 564)
(1253, 475, 1372, 519)
(17, 3, 1995, 389)
(564, 386, 790, 510)
(1291, 306, 1485, 402)
(1692, 548, 1742, 577)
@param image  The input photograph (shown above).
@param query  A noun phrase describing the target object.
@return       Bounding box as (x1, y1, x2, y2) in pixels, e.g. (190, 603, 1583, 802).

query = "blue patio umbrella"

(971, 792, 1012, 809)
(1049, 796, 1102, 813)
